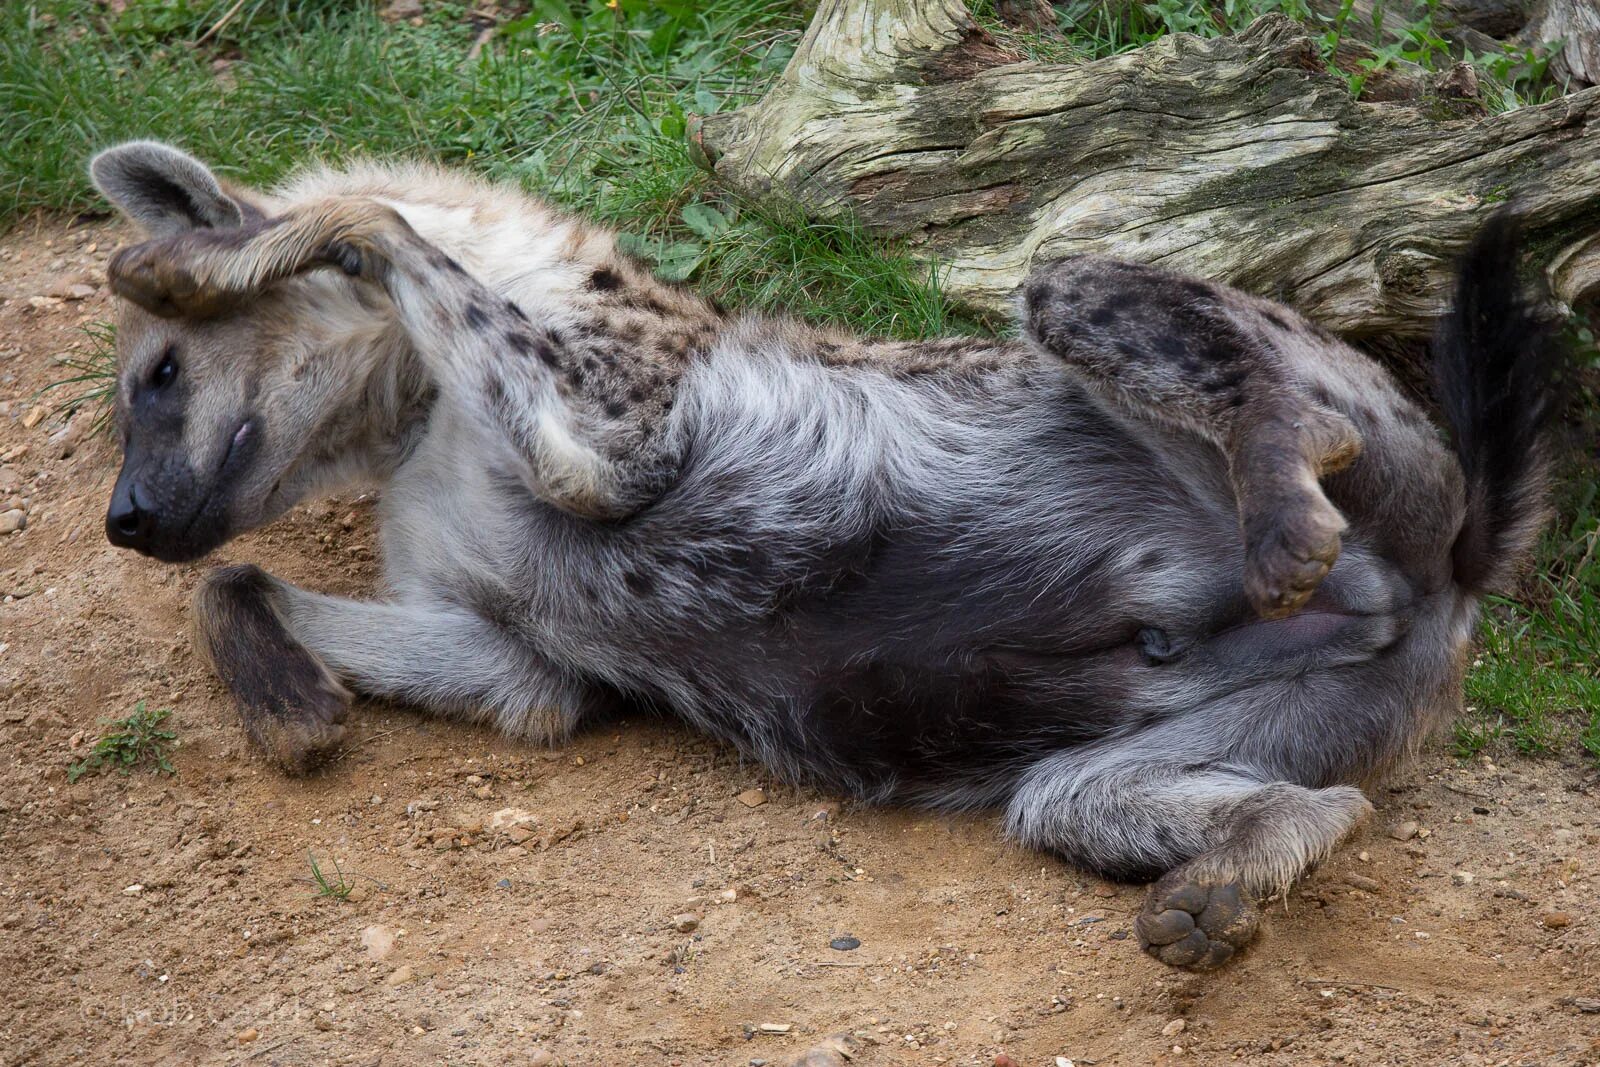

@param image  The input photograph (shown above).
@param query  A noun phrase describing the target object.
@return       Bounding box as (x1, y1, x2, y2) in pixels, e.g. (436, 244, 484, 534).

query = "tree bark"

(694, 7, 1600, 337)
(1522, 0, 1600, 88)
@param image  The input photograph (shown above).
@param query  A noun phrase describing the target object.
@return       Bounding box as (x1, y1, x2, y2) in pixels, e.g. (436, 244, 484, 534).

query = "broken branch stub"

(695, 7, 1600, 337)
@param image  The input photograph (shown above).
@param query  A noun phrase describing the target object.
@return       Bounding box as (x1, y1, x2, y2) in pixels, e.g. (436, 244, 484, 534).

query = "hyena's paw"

(107, 234, 239, 319)
(1242, 489, 1346, 619)
(1239, 402, 1360, 619)
(193, 564, 351, 775)
(235, 654, 350, 776)
(1135, 872, 1260, 970)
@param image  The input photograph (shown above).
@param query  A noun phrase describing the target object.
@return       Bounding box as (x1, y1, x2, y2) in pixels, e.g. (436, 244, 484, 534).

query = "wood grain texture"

(696, 7, 1600, 336)
(1523, 0, 1600, 87)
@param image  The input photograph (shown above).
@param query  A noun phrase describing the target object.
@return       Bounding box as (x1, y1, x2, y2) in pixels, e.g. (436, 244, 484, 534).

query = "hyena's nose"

(106, 480, 156, 553)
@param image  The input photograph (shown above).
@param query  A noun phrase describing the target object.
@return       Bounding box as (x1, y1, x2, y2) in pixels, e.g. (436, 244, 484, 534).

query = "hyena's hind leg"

(1023, 257, 1363, 618)
(1006, 742, 1372, 969)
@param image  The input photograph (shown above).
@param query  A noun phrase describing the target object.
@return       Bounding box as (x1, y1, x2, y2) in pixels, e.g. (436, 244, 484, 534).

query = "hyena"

(88, 141, 1558, 970)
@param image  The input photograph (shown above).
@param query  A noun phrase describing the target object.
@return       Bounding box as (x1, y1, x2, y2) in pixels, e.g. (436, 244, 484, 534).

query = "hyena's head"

(90, 142, 371, 562)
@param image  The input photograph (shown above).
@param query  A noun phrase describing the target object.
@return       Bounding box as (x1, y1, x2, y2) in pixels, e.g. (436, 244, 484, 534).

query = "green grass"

(968, 0, 1558, 108)
(1, 0, 969, 339)
(37, 320, 117, 431)
(67, 700, 178, 781)
(305, 851, 355, 900)
(5, 0, 1595, 762)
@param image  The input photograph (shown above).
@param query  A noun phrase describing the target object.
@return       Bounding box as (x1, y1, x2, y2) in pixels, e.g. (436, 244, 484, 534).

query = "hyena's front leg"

(269, 584, 604, 742)
(193, 565, 351, 774)
(106, 198, 402, 317)
(195, 566, 600, 771)
(1023, 257, 1363, 618)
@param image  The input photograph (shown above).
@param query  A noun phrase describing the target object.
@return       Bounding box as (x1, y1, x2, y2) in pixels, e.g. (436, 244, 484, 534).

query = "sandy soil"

(1, 215, 1597, 1067)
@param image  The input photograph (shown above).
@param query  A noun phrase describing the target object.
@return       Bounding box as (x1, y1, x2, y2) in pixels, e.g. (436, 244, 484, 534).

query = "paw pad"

(1135, 875, 1260, 970)
(1244, 494, 1345, 618)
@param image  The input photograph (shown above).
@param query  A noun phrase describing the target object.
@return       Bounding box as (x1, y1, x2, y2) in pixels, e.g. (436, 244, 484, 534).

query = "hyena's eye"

(148, 347, 178, 390)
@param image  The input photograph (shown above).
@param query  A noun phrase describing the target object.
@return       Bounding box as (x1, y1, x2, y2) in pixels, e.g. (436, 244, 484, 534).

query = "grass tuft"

(305, 851, 355, 901)
(39, 320, 118, 432)
(67, 700, 178, 782)
(1459, 501, 1600, 763)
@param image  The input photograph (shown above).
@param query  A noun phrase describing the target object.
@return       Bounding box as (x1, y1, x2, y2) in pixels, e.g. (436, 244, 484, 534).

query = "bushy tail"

(1433, 215, 1563, 596)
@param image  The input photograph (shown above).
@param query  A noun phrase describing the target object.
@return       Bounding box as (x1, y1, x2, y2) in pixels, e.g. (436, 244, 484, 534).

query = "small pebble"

(736, 788, 768, 808)
(385, 964, 415, 987)
(1541, 912, 1572, 929)
(1387, 820, 1420, 842)
(1162, 1019, 1186, 1037)
(235, 1027, 259, 1044)
(829, 935, 861, 951)
(672, 912, 701, 933)
(528, 1051, 556, 1066)
(1452, 871, 1474, 886)
(489, 807, 537, 830)
(1341, 872, 1381, 893)
(0, 509, 25, 535)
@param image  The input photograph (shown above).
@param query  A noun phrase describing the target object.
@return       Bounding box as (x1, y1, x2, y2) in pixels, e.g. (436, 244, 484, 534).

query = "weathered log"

(1522, 0, 1600, 87)
(994, 0, 1063, 37)
(1442, 0, 1532, 38)
(694, 6, 1600, 337)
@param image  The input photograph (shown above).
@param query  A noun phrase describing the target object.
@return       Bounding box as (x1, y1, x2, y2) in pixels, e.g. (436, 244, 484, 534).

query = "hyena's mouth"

(222, 419, 254, 469)
(146, 416, 264, 563)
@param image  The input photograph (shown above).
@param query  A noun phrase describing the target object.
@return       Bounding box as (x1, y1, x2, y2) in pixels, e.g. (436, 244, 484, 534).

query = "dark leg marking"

(193, 564, 350, 775)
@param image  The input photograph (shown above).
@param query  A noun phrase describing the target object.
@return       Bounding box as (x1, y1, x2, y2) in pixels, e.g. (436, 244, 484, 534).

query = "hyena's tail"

(1433, 215, 1564, 596)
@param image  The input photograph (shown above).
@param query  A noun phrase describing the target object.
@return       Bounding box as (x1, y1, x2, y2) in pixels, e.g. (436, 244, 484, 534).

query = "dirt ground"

(1, 215, 1597, 1067)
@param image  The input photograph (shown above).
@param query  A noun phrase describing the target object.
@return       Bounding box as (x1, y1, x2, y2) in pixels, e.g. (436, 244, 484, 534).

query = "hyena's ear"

(89, 141, 262, 236)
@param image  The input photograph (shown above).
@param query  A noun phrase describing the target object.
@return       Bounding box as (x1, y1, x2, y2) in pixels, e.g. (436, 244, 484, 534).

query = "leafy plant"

(67, 701, 178, 782)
